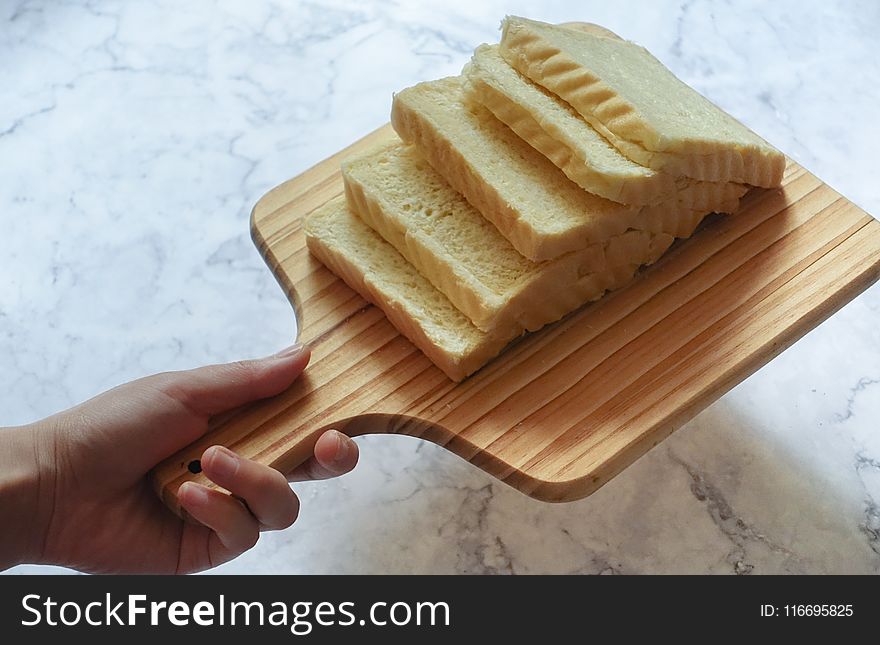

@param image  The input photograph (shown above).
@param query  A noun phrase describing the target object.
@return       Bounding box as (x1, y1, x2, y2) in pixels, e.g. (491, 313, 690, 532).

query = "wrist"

(0, 423, 55, 569)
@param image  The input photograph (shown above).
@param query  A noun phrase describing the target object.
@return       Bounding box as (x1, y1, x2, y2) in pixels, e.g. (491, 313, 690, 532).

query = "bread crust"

(499, 16, 785, 186)
(464, 45, 675, 206)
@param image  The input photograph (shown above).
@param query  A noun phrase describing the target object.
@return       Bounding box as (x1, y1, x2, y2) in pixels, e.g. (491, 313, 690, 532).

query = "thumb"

(151, 344, 311, 420)
(50, 344, 311, 484)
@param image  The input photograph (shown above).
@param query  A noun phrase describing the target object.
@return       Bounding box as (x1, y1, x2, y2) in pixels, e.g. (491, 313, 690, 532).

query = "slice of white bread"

(342, 139, 673, 333)
(391, 75, 747, 261)
(463, 44, 748, 208)
(499, 16, 785, 186)
(463, 44, 675, 206)
(304, 195, 518, 382)
(305, 196, 668, 381)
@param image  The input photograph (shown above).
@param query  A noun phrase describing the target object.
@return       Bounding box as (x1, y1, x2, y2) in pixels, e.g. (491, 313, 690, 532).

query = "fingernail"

(271, 344, 304, 359)
(208, 445, 239, 479)
(331, 430, 350, 463)
(180, 481, 208, 506)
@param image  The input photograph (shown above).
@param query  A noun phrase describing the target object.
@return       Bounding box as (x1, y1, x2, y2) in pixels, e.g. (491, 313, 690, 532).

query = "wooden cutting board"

(151, 123, 880, 515)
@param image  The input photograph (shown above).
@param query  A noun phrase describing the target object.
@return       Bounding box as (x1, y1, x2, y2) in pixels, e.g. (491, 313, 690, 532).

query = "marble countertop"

(3, 0, 879, 574)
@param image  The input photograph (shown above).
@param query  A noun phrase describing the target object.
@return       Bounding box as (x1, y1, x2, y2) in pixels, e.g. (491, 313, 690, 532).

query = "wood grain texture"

(150, 122, 880, 516)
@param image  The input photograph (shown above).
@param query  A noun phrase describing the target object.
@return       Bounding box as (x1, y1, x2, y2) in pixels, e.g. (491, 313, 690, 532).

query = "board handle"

(148, 379, 452, 521)
(149, 398, 386, 520)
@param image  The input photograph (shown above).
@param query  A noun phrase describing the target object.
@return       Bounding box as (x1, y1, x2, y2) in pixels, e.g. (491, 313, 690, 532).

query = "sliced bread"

(303, 195, 518, 381)
(391, 76, 747, 261)
(499, 16, 785, 186)
(342, 139, 673, 333)
(463, 44, 675, 206)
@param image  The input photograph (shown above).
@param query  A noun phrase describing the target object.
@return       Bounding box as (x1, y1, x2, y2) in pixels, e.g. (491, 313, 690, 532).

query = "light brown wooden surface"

(150, 123, 880, 516)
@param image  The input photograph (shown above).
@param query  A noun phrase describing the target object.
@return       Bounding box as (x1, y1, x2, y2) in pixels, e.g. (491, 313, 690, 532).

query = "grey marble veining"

(2, 0, 878, 574)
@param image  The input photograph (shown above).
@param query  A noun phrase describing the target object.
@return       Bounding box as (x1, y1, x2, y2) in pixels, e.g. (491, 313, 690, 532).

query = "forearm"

(0, 423, 53, 570)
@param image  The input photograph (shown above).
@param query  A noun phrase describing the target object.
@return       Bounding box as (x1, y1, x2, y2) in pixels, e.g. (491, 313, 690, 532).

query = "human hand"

(0, 344, 358, 574)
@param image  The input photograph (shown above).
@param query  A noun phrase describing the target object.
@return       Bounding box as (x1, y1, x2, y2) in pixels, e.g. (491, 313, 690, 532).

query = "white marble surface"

(3, 0, 879, 574)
